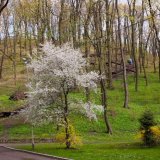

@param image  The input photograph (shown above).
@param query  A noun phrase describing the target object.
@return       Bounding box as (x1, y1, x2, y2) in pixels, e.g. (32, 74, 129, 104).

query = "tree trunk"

(98, 57, 112, 134)
(148, 0, 160, 81)
(105, 0, 113, 89)
(128, 0, 139, 91)
(116, 0, 129, 108)
(31, 126, 35, 151)
(63, 90, 71, 149)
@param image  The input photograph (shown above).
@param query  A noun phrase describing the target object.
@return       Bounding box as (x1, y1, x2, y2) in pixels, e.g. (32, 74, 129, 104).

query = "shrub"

(139, 110, 156, 146)
(55, 125, 82, 148)
(150, 126, 160, 142)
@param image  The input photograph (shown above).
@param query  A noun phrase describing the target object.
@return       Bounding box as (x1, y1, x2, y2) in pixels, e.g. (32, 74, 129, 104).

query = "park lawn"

(0, 95, 24, 112)
(0, 61, 26, 112)
(15, 72, 160, 160)
(0, 71, 160, 159)
(0, 73, 160, 138)
(17, 142, 160, 160)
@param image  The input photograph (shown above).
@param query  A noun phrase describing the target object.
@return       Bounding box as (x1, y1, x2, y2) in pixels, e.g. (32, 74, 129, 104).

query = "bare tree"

(148, 0, 160, 81)
(115, 0, 129, 108)
(0, 0, 9, 15)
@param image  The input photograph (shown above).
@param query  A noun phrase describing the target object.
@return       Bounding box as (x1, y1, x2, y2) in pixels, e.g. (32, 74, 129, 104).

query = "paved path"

(0, 146, 66, 160)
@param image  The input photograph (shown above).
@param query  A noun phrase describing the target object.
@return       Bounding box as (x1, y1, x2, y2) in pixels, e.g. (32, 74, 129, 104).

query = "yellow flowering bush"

(137, 126, 160, 145)
(55, 125, 82, 148)
(139, 110, 156, 146)
(136, 130, 145, 139)
(150, 126, 160, 141)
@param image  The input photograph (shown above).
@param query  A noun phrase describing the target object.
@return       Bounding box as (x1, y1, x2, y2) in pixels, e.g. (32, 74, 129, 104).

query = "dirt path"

(0, 146, 68, 160)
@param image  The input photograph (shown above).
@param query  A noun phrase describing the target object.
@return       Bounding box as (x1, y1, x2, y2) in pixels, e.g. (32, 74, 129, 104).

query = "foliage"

(137, 125, 160, 146)
(22, 42, 100, 126)
(139, 110, 156, 146)
(20, 42, 100, 149)
(81, 102, 103, 121)
(150, 126, 160, 142)
(55, 124, 82, 148)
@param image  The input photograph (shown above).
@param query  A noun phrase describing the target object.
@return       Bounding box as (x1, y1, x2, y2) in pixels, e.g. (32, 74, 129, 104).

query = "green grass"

(0, 44, 159, 159)
(18, 143, 160, 160)
(0, 61, 26, 112)
(14, 72, 160, 159)
(0, 69, 160, 159)
(0, 95, 24, 112)
(7, 124, 55, 139)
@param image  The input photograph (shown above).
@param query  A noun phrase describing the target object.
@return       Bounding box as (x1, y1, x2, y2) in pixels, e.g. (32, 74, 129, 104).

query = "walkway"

(0, 146, 68, 160)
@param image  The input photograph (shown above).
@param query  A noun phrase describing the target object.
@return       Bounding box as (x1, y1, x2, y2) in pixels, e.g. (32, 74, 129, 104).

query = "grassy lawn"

(0, 62, 26, 112)
(13, 72, 160, 160)
(0, 95, 24, 112)
(0, 68, 160, 159)
(17, 143, 160, 160)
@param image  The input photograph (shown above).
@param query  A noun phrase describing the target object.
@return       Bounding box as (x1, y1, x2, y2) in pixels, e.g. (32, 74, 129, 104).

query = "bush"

(55, 125, 82, 148)
(150, 126, 160, 142)
(139, 110, 157, 146)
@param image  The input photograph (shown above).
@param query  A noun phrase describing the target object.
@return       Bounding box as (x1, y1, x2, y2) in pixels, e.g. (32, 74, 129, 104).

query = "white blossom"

(77, 71, 99, 90)
(22, 42, 100, 126)
(82, 102, 103, 121)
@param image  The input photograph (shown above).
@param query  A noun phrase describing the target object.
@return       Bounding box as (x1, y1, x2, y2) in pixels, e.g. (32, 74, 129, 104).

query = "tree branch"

(0, 0, 9, 15)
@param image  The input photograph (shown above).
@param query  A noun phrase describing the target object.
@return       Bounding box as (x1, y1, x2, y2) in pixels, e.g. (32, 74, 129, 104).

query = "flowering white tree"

(25, 42, 101, 149)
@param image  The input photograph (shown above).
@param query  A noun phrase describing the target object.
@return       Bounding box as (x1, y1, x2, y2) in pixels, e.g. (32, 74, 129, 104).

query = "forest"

(0, 0, 160, 160)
